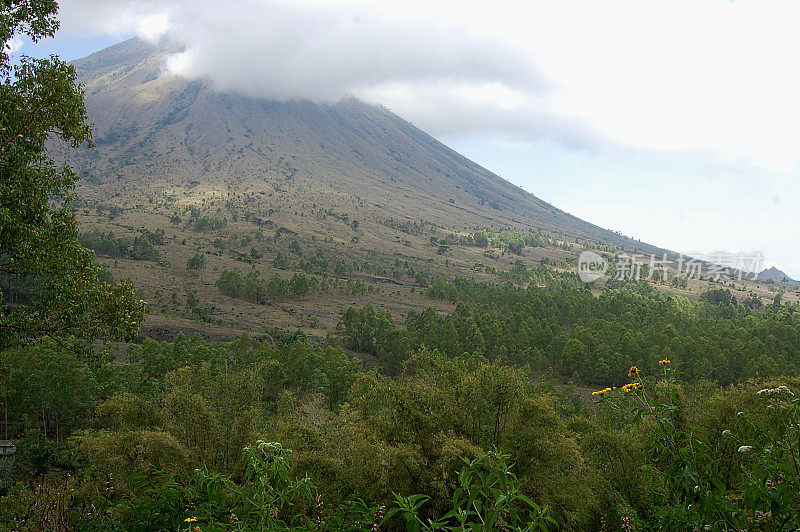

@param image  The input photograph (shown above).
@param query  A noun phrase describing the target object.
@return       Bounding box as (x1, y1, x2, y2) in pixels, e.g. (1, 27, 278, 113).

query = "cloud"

(356, 81, 606, 150)
(55, 0, 800, 173)
(58, 0, 551, 98)
(56, 0, 586, 148)
(2, 36, 24, 57)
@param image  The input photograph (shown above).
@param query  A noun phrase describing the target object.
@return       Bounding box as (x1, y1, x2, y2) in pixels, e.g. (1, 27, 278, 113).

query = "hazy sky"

(13, 0, 800, 278)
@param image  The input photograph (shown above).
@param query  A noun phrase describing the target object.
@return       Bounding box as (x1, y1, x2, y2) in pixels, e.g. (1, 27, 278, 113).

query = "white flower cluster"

(757, 385, 794, 397)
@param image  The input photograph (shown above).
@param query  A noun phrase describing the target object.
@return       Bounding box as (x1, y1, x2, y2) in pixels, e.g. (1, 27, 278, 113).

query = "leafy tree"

(185, 289, 199, 310)
(131, 235, 159, 261)
(0, 0, 146, 346)
(473, 229, 489, 248)
(243, 269, 265, 302)
(499, 230, 525, 255)
(266, 273, 287, 300)
(335, 304, 405, 367)
(0, 337, 99, 440)
(247, 246, 263, 261)
(700, 288, 736, 307)
(186, 252, 206, 272)
(273, 252, 291, 270)
(140, 228, 165, 246)
(288, 272, 312, 296)
(191, 215, 226, 232)
(216, 268, 243, 298)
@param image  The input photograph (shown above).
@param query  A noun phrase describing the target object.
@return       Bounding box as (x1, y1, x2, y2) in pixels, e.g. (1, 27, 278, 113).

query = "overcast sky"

(14, 0, 800, 278)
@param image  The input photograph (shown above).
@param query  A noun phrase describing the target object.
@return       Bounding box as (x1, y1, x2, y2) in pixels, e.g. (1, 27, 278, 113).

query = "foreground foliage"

(4, 331, 800, 530)
(0, 0, 146, 348)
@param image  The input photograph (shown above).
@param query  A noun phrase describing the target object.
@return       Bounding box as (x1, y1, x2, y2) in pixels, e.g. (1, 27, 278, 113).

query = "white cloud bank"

(55, 0, 800, 174)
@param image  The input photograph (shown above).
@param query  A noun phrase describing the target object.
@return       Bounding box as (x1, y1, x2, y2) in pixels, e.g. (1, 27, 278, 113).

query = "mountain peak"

(63, 37, 663, 255)
(760, 266, 797, 283)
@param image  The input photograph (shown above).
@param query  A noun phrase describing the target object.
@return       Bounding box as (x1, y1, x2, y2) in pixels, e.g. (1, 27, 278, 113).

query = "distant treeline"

(430, 228, 554, 255)
(79, 229, 163, 261)
(335, 275, 800, 386)
(185, 206, 228, 232)
(216, 268, 318, 303)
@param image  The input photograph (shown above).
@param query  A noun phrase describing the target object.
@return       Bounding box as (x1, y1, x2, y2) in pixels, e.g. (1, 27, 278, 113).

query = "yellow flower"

(194, 527, 202, 532)
(592, 387, 612, 396)
(184, 517, 197, 523)
(659, 358, 671, 366)
(628, 365, 640, 378)
(621, 382, 643, 393)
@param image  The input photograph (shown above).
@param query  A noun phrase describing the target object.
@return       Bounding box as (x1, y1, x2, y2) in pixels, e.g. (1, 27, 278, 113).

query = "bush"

(187, 252, 206, 272)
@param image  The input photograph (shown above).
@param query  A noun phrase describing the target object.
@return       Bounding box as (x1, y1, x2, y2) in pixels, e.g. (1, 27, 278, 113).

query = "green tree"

(288, 272, 312, 296)
(243, 269, 265, 303)
(473, 229, 489, 248)
(0, 337, 99, 440)
(186, 251, 206, 272)
(266, 273, 287, 301)
(0, 0, 146, 346)
(216, 268, 243, 298)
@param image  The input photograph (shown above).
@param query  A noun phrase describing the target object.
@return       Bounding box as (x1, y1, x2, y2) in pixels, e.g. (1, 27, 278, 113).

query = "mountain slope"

(53, 38, 797, 340)
(65, 38, 658, 253)
(760, 266, 798, 284)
